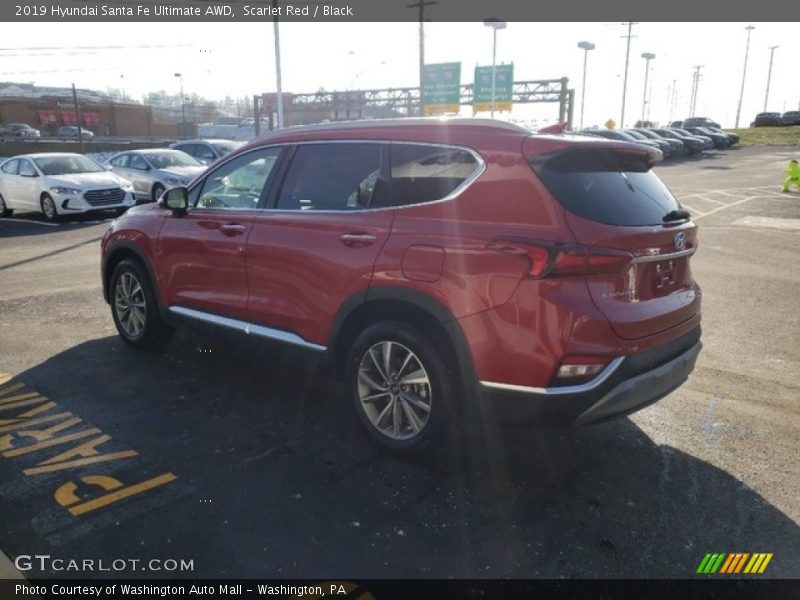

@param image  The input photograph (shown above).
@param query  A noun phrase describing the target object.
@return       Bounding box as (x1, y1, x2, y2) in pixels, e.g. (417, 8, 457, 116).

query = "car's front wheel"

(110, 259, 173, 350)
(347, 322, 456, 456)
(40, 194, 58, 222)
(151, 183, 165, 203)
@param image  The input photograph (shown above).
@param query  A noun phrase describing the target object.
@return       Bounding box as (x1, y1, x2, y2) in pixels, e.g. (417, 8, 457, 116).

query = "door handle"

(219, 223, 248, 236)
(340, 232, 377, 247)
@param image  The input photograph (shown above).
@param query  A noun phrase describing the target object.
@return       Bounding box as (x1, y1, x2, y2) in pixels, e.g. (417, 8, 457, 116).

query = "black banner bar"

(2, 579, 799, 600)
(1, 0, 794, 22)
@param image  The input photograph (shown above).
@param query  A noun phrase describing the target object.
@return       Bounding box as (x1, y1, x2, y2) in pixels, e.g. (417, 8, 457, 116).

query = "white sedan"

(0, 153, 136, 221)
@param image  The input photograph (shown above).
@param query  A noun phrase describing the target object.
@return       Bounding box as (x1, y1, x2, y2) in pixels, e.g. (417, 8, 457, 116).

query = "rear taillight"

(551, 355, 611, 386)
(488, 239, 633, 278)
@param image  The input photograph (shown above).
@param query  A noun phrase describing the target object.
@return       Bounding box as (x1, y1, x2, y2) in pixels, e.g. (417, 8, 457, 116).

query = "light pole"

(620, 21, 637, 128)
(689, 65, 703, 116)
(577, 41, 595, 130)
(640, 52, 655, 123)
(173, 72, 185, 139)
(764, 45, 779, 112)
(120, 74, 125, 102)
(484, 19, 507, 118)
(735, 25, 755, 129)
(272, 0, 284, 129)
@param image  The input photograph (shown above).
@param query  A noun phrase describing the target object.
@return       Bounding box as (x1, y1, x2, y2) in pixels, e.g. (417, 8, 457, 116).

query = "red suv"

(101, 119, 702, 454)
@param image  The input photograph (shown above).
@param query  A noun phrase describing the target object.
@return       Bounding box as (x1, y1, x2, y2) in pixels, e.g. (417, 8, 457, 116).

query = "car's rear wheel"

(0, 194, 12, 218)
(110, 259, 173, 350)
(151, 183, 165, 203)
(40, 194, 58, 222)
(347, 322, 455, 456)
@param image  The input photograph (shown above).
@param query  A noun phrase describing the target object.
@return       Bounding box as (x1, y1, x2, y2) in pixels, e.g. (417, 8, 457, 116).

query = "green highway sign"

(474, 64, 514, 112)
(423, 62, 461, 115)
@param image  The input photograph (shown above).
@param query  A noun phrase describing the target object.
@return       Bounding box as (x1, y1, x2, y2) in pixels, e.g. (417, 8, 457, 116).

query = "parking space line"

(678, 203, 707, 216)
(693, 194, 727, 206)
(693, 196, 760, 220)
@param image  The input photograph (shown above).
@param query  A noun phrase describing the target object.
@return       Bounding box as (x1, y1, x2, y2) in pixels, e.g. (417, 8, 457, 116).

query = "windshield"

(624, 131, 647, 140)
(211, 142, 243, 155)
(143, 151, 202, 169)
(34, 155, 105, 175)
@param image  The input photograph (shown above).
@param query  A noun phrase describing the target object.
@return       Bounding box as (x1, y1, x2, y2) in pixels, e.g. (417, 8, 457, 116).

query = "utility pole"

(272, 0, 284, 129)
(620, 21, 638, 128)
(484, 19, 506, 118)
(577, 41, 595, 130)
(641, 52, 655, 122)
(174, 73, 185, 139)
(71, 83, 84, 152)
(689, 65, 703, 117)
(735, 25, 755, 129)
(407, 0, 437, 116)
(764, 45, 779, 112)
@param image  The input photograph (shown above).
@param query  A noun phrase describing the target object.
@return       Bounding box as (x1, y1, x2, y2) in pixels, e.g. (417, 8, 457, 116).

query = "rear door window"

(390, 144, 480, 206)
(1, 159, 20, 175)
(275, 143, 388, 211)
(531, 148, 681, 226)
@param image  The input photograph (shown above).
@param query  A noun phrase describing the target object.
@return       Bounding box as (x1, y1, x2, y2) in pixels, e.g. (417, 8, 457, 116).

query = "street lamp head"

(641, 52, 656, 60)
(578, 41, 595, 51)
(484, 19, 507, 30)
(174, 73, 182, 78)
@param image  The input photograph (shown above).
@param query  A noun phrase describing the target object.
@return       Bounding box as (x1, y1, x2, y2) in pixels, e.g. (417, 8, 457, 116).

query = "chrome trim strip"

(480, 356, 625, 396)
(632, 248, 695, 263)
(168, 306, 326, 352)
(187, 140, 486, 215)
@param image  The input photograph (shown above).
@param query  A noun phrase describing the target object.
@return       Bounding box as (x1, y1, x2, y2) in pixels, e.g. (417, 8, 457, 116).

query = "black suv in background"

(781, 111, 800, 126)
(752, 113, 782, 127)
(683, 117, 721, 129)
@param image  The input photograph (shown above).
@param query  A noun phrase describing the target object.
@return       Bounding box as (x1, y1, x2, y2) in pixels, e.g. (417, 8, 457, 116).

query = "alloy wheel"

(42, 196, 56, 219)
(114, 272, 147, 338)
(357, 341, 432, 440)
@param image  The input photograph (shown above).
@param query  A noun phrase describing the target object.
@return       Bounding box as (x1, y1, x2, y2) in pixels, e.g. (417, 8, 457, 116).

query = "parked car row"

(580, 125, 738, 159)
(751, 111, 800, 127)
(0, 138, 241, 220)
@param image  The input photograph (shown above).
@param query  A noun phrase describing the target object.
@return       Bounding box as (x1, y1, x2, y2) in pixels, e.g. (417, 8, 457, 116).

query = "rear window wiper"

(663, 209, 691, 222)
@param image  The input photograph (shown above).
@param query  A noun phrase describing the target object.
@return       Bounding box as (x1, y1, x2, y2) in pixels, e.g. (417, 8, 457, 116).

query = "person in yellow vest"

(782, 159, 800, 193)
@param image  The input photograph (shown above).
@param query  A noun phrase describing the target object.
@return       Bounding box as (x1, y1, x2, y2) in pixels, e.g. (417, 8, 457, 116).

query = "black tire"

(40, 194, 59, 222)
(110, 259, 173, 350)
(346, 321, 457, 456)
(0, 194, 12, 218)
(151, 183, 165, 203)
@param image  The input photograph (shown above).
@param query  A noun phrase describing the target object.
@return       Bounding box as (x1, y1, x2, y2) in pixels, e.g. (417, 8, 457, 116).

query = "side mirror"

(161, 187, 189, 213)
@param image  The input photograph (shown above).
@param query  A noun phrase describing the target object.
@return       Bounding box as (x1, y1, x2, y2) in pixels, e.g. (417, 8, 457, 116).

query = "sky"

(1, 22, 797, 128)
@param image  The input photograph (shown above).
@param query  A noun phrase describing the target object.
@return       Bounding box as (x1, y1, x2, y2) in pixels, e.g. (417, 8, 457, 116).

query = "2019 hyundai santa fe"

(101, 119, 702, 454)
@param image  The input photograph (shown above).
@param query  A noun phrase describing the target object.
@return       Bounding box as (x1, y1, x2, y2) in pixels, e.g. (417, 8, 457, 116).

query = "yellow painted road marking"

(0, 409, 71, 433)
(61, 473, 177, 516)
(0, 396, 50, 412)
(55, 475, 124, 508)
(24, 450, 138, 475)
(0, 392, 40, 406)
(3, 428, 101, 458)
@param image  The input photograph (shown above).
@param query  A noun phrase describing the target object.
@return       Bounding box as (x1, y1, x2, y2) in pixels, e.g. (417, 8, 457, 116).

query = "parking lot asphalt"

(0, 145, 798, 579)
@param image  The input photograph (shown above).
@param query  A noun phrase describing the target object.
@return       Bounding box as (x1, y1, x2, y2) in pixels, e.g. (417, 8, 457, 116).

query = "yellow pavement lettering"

(0, 391, 42, 406)
(55, 472, 177, 516)
(3, 427, 102, 458)
(0, 409, 72, 433)
(24, 434, 139, 475)
(0, 395, 51, 412)
(2, 415, 83, 447)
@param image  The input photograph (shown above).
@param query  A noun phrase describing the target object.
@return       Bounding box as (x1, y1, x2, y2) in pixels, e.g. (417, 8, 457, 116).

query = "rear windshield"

(531, 148, 681, 226)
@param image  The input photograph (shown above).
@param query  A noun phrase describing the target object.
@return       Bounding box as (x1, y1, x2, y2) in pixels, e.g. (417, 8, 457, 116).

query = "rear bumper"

(477, 326, 701, 426)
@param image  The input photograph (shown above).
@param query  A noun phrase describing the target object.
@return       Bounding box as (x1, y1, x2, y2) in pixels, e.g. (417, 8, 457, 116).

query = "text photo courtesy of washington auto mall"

(0, 1, 798, 599)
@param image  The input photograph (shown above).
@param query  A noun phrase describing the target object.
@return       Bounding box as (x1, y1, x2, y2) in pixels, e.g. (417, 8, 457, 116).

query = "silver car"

(169, 139, 244, 165)
(107, 149, 207, 203)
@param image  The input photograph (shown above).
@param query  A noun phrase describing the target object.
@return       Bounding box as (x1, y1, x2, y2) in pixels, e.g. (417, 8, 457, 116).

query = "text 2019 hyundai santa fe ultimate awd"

(101, 119, 702, 455)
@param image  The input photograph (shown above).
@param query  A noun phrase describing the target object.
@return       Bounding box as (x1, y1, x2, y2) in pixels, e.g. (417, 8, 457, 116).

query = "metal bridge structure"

(256, 78, 575, 132)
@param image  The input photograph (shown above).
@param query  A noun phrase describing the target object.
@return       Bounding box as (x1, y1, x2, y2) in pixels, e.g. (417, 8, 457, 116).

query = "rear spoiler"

(524, 135, 663, 170)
